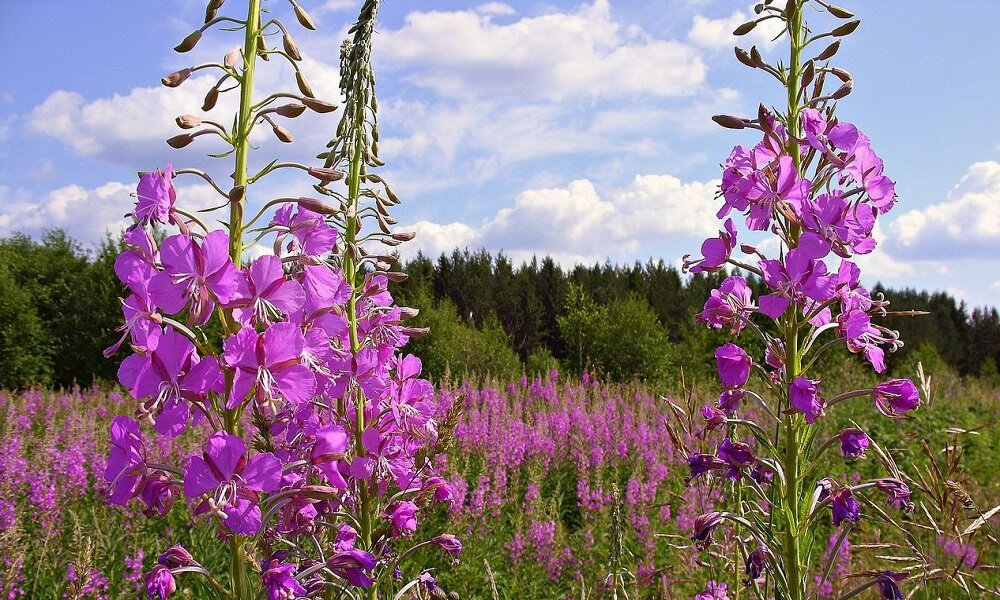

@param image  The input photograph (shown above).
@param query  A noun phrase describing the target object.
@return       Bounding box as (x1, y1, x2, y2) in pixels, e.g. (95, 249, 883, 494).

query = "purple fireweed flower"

(695, 580, 729, 600)
(843, 136, 896, 213)
(701, 405, 727, 434)
(744, 546, 767, 583)
(327, 548, 377, 588)
(872, 379, 920, 417)
(261, 556, 307, 600)
(875, 571, 906, 600)
(223, 322, 317, 409)
(117, 327, 221, 437)
(697, 275, 754, 335)
(717, 438, 756, 480)
(310, 424, 349, 489)
(144, 565, 176, 599)
(838, 428, 870, 460)
(158, 545, 194, 569)
(745, 155, 810, 231)
(686, 219, 737, 273)
(830, 486, 860, 526)
(431, 534, 463, 556)
(687, 453, 727, 483)
(141, 470, 177, 517)
(149, 231, 245, 325)
(720, 146, 754, 218)
(135, 164, 176, 226)
(789, 377, 825, 424)
(874, 479, 913, 513)
(232, 255, 306, 326)
(105, 416, 147, 505)
(717, 388, 745, 415)
(271, 204, 338, 257)
(418, 571, 437, 590)
(692, 511, 723, 550)
(758, 245, 836, 318)
(387, 501, 418, 537)
(801, 192, 876, 258)
(184, 431, 282, 535)
(715, 343, 751, 389)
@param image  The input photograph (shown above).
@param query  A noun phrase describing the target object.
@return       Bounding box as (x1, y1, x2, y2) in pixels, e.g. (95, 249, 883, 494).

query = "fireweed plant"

(679, 1, 925, 599)
(104, 0, 460, 598)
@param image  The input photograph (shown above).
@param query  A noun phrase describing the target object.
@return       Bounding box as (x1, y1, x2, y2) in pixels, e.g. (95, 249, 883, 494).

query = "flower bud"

(272, 124, 294, 143)
(174, 29, 203, 53)
(228, 185, 245, 204)
(307, 167, 345, 182)
(830, 81, 853, 100)
(827, 4, 854, 19)
(430, 534, 463, 556)
(831, 20, 860, 37)
(749, 46, 764, 67)
(392, 231, 416, 242)
(816, 40, 841, 61)
(283, 33, 302, 61)
(733, 19, 758, 36)
(166, 133, 195, 149)
(175, 115, 201, 129)
(203, 86, 220, 111)
(275, 103, 307, 119)
(161, 68, 192, 88)
(224, 47, 240, 69)
(712, 115, 745, 130)
(801, 60, 815, 88)
(158, 545, 195, 568)
(297, 197, 337, 215)
(145, 565, 177, 599)
(296, 71, 315, 98)
(735, 47, 756, 69)
(293, 3, 317, 30)
(383, 271, 408, 283)
(302, 97, 338, 113)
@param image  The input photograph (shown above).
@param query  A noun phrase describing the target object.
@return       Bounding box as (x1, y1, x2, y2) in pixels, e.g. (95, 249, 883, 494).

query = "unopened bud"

(827, 4, 854, 19)
(275, 103, 307, 118)
(816, 40, 841, 61)
(399, 306, 419, 319)
(283, 33, 302, 61)
(176, 115, 202, 129)
(831, 81, 853, 99)
(750, 46, 764, 67)
(203, 87, 220, 111)
(383, 271, 408, 283)
(733, 19, 758, 36)
(293, 4, 317, 30)
(831, 20, 860, 37)
(392, 231, 416, 242)
(224, 47, 240, 69)
(302, 97, 338, 113)
(801, 60, 815, 88)
(735, 48, 756, 69)
(296, 71, 315, 98)
(256, 33, 269, 60)
(162, 68, 192, 88)
(307, 167, 344, 182)
(166, 133, 195, 149)
(297, 197, 338, 215)
(712, 115, 745, 130)
(740, 244, 758, 255)
(174, 29, 203, 53)
(229, 185, 245, 204)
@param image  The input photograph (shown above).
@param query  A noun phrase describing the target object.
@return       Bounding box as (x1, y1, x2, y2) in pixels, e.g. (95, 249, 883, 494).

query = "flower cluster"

(102, 1, 457, 597)
(678, 2, 923, 599)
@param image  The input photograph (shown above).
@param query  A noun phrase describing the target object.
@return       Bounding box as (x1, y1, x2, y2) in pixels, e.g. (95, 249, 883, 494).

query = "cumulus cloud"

(379, 0, 706, 102)
(0, 181, 221, 244)
(886, 161, 1000, 260)
(401, 173, 720, 264)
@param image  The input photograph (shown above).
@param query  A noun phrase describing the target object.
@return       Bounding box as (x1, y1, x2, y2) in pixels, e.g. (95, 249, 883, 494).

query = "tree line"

(0, 231, 997, 388)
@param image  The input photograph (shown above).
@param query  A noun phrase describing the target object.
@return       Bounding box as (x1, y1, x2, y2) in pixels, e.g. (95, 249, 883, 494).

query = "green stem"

(224, 1, 261, 598)
(782, 4, 805, 600)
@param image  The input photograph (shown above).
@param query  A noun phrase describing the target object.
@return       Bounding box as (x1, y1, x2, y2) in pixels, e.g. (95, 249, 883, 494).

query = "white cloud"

(476, 3, 516, 16)
(687, 7, 784, 50)
(886, 161, 1000, 260)
(379, 0, 706, 102)
(0, 181, 221, 244)
(401, 173, 720, 264)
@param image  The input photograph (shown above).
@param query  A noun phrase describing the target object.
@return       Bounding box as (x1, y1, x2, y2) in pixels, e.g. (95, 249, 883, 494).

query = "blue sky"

(1, 0, 999, 308)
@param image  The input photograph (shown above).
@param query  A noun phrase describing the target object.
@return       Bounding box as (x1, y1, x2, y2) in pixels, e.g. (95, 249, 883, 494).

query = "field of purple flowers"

(3, 369, 997, 599)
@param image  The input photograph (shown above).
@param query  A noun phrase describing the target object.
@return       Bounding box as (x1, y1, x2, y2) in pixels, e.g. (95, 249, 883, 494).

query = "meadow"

(3, 363, 997, 599)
